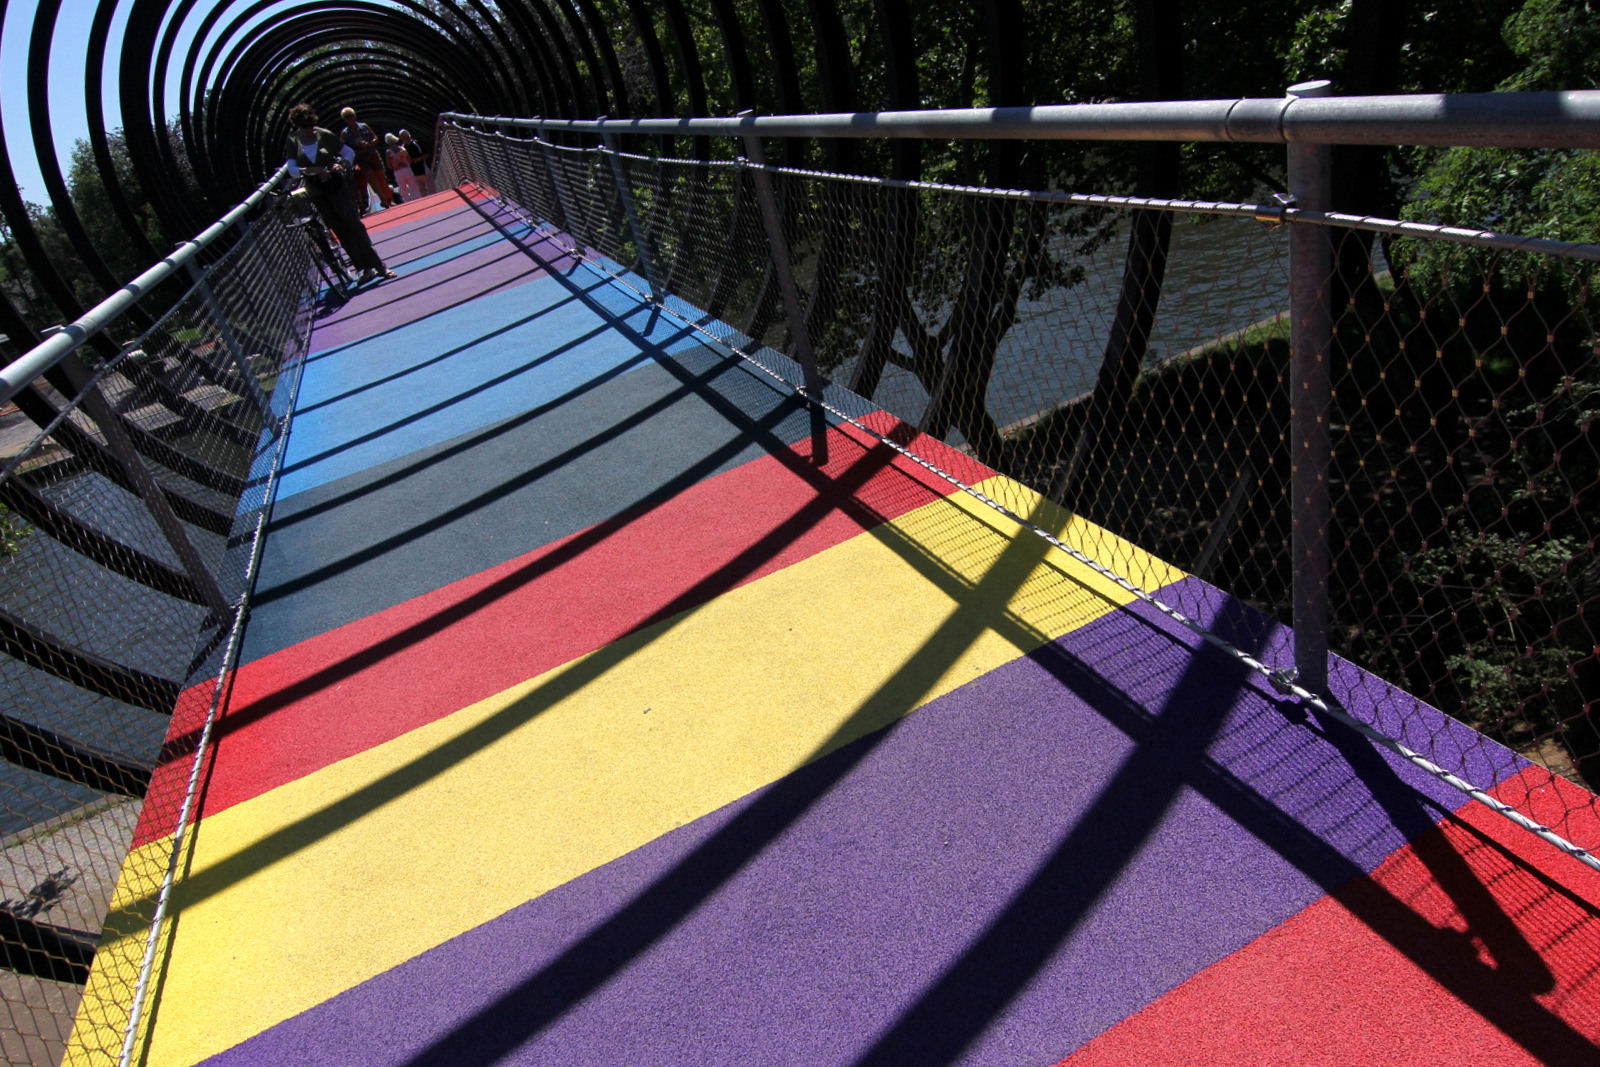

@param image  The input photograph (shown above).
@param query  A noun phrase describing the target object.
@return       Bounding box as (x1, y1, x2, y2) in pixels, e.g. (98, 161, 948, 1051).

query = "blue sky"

(1, 0, 324, 207)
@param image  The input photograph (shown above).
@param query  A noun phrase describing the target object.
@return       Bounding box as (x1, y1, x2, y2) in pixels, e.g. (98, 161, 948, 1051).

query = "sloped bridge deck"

(74, 187, 1600, 1065)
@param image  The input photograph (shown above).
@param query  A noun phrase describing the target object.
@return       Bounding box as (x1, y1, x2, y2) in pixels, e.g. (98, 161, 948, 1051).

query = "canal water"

(868, 214, 1295, 439)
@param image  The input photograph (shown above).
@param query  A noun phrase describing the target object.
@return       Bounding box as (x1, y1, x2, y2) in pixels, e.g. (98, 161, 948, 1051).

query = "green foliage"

(1284, 0, 1352, 85)
(1502, 0, 1600, 90)
(0, 503, 24, 559)
(1328, 266, 1600, 757)
(0, 124, 191, 335)
(66, 130, 171, 285)
(1402, 528, 1585, 735)
(1401, 0, 1600, 260)
(1401, 0, 1524, 95)
(1413, 149, 1600, 244)
(1379, 0, 1600, 425)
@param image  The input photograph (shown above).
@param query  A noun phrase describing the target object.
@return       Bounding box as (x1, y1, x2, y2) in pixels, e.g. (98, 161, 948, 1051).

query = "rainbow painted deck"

(72, 188, 1600, 1065)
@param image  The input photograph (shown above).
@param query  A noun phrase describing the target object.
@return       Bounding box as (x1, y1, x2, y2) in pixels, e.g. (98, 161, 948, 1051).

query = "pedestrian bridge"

(53, 183, 1600, 1065)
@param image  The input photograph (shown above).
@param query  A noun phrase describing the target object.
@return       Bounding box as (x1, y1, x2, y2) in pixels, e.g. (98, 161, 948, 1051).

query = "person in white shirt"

(386, 134, 420, 202)
(284, 103, 395, 284)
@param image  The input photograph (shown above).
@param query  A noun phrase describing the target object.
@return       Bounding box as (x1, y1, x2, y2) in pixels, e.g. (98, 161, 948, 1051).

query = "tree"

(1403, 0, 1600, 245)
(66, 129, 170, 289)
(0, 123, 193, 335)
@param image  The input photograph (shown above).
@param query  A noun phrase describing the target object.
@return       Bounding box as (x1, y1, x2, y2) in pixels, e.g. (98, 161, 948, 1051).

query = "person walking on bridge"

(386, 134, 421, 202)
(399, 130, 432, 195)
(340, 107, 395, 212)
(285, 104, 395, 285)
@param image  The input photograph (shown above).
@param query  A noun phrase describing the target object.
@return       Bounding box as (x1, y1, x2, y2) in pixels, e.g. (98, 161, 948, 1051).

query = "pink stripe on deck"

(364, 187, 490, 233)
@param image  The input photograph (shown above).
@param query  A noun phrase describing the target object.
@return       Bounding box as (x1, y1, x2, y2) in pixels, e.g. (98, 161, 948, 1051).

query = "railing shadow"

(133, 187, 1600, 1067)
(278, 319, 616, 476)
(304, 238, 555, 341)
(373, 210, 513, 265)
(252, 337, 743, 606)
(293, 295, 580, 415)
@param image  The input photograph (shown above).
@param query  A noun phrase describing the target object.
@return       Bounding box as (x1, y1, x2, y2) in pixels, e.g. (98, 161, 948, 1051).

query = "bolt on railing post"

(739, 121, 824, 400)
(601, 131, 660, 302)
(1287, 79, 1335, 697)
(183, 259, 280, 434)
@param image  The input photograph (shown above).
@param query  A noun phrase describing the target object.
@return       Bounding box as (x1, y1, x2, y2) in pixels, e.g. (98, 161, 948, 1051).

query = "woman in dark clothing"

(399, 130, 432, 195)
(284, 103, 395, 284)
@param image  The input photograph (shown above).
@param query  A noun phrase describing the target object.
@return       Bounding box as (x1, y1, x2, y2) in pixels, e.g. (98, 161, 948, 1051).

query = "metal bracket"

(1254, 191, 1297, 230)
(1286, 79, 1335, 699)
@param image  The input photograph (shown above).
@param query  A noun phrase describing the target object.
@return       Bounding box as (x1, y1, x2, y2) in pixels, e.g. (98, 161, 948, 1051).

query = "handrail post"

(738, 121, 823, 399)
(184, 259, 280, 434)
(57, 354, 234, 623)
(601, 131, 660, 301)
(1287, 79, 1335, 697)
(535, 131, 580, 245)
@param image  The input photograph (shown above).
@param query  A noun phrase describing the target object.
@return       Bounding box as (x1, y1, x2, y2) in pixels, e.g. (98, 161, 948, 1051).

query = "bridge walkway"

(79, 186, 1600, 1066)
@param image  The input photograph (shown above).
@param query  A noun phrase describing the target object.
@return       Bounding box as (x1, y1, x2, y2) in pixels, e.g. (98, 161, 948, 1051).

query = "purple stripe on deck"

(370, 208, 503, 265)
(365, 194, 535, 265)
(199, 581, 1520, 1067)
(1151, 578, 1530, 793)
(307, 231, 583, 355)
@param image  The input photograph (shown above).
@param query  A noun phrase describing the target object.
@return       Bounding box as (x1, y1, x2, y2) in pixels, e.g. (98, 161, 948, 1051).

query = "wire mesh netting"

(439, 121, 1600, 872)
(0, 187, 318, 1063)
(1324, 230, 1600, 825)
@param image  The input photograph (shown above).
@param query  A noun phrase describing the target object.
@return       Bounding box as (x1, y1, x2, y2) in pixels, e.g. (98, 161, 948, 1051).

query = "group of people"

(284, 103, 434, 285)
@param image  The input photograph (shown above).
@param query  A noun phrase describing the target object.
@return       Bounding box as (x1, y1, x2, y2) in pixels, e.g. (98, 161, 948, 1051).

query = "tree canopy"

(0, 126, 189, 338)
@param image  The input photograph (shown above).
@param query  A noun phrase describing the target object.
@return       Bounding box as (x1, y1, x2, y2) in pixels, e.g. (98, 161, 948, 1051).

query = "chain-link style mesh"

(0, 187, 318, 1062)
(438, 120, 1600, 873)
(1325, 230, 1600, 809)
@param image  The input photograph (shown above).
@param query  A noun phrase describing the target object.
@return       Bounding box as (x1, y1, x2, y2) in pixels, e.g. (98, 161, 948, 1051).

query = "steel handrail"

(443, 89, 1600, 149)
(0, 164, 291, 408)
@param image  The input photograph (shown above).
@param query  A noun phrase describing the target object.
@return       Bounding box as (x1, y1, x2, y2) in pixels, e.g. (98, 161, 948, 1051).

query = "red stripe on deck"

(1058, 765, 1600, 1066)
(364, 186, 494, 233)
(132, 415, 991, 847)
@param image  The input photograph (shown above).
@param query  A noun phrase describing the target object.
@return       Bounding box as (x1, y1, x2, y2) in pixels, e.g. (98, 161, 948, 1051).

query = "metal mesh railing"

(1324, 231, 1600, 814)
(0, 182, 319, 1062)
(439, 120, 1600, 874)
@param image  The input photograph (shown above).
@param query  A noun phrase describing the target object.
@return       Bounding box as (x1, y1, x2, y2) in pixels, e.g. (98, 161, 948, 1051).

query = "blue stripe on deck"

(275, 272, 708, 500)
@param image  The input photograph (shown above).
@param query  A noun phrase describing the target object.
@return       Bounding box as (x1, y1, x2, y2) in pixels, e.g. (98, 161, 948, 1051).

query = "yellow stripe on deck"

(72, 479, 1183, 1065)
